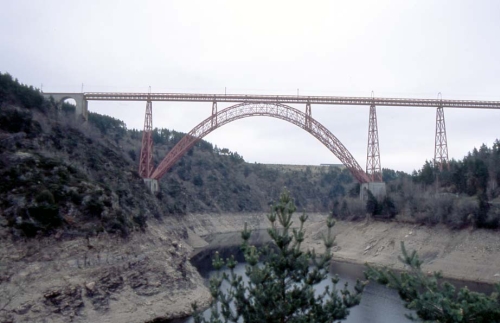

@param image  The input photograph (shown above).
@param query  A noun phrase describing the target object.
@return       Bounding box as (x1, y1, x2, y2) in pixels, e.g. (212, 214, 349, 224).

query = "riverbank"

(183, 213, 500, 285)
(1, 213, 498, 323)
(0, 218, 211, 323)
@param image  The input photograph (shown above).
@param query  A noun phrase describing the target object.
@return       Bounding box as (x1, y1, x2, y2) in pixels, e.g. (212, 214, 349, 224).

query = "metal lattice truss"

(151, 102, 370, 183)
(366, 104, 382, 182)
(139, 101, 154, 177)
(83, 92, 500, 109)
(434, 106, 449, 170)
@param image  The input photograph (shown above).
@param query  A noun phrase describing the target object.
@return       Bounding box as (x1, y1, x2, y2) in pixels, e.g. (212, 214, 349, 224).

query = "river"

(185, 261, 411, 323)
(180, 231, 495, 323)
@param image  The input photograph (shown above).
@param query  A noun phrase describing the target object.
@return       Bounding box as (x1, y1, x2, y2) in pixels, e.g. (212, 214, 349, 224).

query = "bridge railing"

(82, 92, 500, 109)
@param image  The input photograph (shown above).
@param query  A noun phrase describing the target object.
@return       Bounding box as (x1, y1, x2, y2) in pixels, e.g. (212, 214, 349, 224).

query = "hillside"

(90, 117, 359, 215)
(0, 72, 364, 239)
(2, 72, 500, 323)
(379, 145, 500, 230)
(0, 75, 169, 239)
(0, 72, 363, 323)
(3, 71, 500, 242)
(3, 71, 500, 241)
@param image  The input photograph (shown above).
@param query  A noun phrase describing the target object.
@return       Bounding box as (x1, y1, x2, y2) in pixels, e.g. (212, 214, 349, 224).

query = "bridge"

(42, 91, 500, 198)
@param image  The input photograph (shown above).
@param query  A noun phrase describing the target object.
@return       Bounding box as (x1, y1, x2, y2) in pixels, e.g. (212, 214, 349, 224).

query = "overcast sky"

(1, 0, 500, 173)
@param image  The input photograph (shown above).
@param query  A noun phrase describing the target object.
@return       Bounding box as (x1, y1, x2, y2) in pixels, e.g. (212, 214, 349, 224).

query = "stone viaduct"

(42, 93, 89, 120)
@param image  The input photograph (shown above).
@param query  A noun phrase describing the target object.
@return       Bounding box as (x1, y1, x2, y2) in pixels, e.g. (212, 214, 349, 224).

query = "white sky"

(1, 0, 500, 173)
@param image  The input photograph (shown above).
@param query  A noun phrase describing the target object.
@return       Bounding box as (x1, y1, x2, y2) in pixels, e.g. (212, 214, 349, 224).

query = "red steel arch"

(151, 102, 370, 183)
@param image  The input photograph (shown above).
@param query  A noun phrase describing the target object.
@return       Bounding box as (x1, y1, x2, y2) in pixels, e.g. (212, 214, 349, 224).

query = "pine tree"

(193, 189, 365, 323)
(365, 190, 378, 215)
(365, 242, 500, 322)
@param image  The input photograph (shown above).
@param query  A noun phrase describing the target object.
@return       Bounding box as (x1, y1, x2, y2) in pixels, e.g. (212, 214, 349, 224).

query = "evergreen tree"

(366, 190, 378, 215)
(193, 189, 365, 323)
(378, 196, 397, 219)
(365, 242, 500, 322)
(475, 192, 491, 228)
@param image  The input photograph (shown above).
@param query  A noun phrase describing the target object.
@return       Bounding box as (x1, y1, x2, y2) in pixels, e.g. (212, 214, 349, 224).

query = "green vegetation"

(2, 71, 500, 321)
(0, 72, 160, 238)
(127, 122, 359, 214)
(191, 190, 500, 323)
(2, 70, 500, 239)
(0, 72, 46, 112)
(193, 190, 365, 323)
(334, 144, 500, 230)
(88, 112, 127, 145)
(366, 243, 500, 322)
(378, 142, 500, 229)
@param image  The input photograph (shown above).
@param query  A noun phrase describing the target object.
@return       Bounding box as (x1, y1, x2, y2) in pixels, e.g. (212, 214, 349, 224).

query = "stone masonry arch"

(42, 93, 88, 120)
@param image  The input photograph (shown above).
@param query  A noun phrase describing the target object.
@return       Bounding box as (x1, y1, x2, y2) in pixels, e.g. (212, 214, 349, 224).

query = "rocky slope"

(0, 74, 210, 322)
(2, 212, 500, 322)
(182, 212, 500, 285)
(2, 73, 500, 322)
(0, 218, 210, 323)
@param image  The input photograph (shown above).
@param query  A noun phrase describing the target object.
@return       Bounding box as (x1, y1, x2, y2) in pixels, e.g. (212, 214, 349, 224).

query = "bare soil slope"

(0, 219, 210, 323)
(183, 213, 500, 285)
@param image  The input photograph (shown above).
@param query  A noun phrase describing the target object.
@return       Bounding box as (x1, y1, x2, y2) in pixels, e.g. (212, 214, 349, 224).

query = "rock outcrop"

(0, 219, 210, 323)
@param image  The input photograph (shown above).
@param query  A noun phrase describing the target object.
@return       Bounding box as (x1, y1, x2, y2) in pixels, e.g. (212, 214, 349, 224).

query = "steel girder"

(434, 106, 449, 170)
(366, 104, 382, 182)
(138, 101, 154, 178)
(81, 92, 500, 109)
(150, 102, 370, 183)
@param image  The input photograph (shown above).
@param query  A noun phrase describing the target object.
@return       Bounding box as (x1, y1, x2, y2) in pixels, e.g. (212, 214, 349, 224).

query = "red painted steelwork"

(139, 100, 154, 177)
(211, 101, 217, 127)
(434, 106, 449, 170)
(150, 102, 370, 183)
(366, 104, 382, 182)
(83, 92, 500, 109)
(305, 102, 312, 130)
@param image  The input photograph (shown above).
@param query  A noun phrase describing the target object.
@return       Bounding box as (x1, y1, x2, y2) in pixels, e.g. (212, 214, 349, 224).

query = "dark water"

(180, 231, 495, 323)
(184, 261, 411, 323)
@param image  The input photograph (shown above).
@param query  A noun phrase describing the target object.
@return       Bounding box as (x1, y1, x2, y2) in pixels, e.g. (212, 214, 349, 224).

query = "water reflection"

(185, 260, 412, 323)
(185, 230, 495, 323)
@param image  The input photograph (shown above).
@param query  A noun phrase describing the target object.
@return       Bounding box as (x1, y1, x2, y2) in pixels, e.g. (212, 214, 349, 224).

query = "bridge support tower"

(360, 182, 387, 201)
(139, 100, 158, 193)
(143, 178, 159, 194)
(305, 102, 312, 130)
(434, 104, 449, 171)
(362, 102, 386, 200)
(366, 104, 382, 182)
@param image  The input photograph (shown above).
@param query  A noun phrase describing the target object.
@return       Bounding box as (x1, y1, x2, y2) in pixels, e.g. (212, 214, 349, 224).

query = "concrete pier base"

(360, 182, 386, 200)
(143, 178, 159, 194)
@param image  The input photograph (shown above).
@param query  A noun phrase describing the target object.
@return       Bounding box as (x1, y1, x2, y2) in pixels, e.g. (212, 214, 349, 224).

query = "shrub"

(366, 242, 500, 322)
(483, 205, 500, 229)
(193, 174, 204, 186)
(193, 189, 365, 323)
(128, 149, 136, 161)
(27, 205, 61, 229)
(375, 196, 398, 219)
(0, 108, 40, 136)
(133, 212, 147, 230)
(69, 191, 83, 205)
(35, 190, 55, 204)
(334, 198, 366, 221)
(85, 199, 104, 218)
